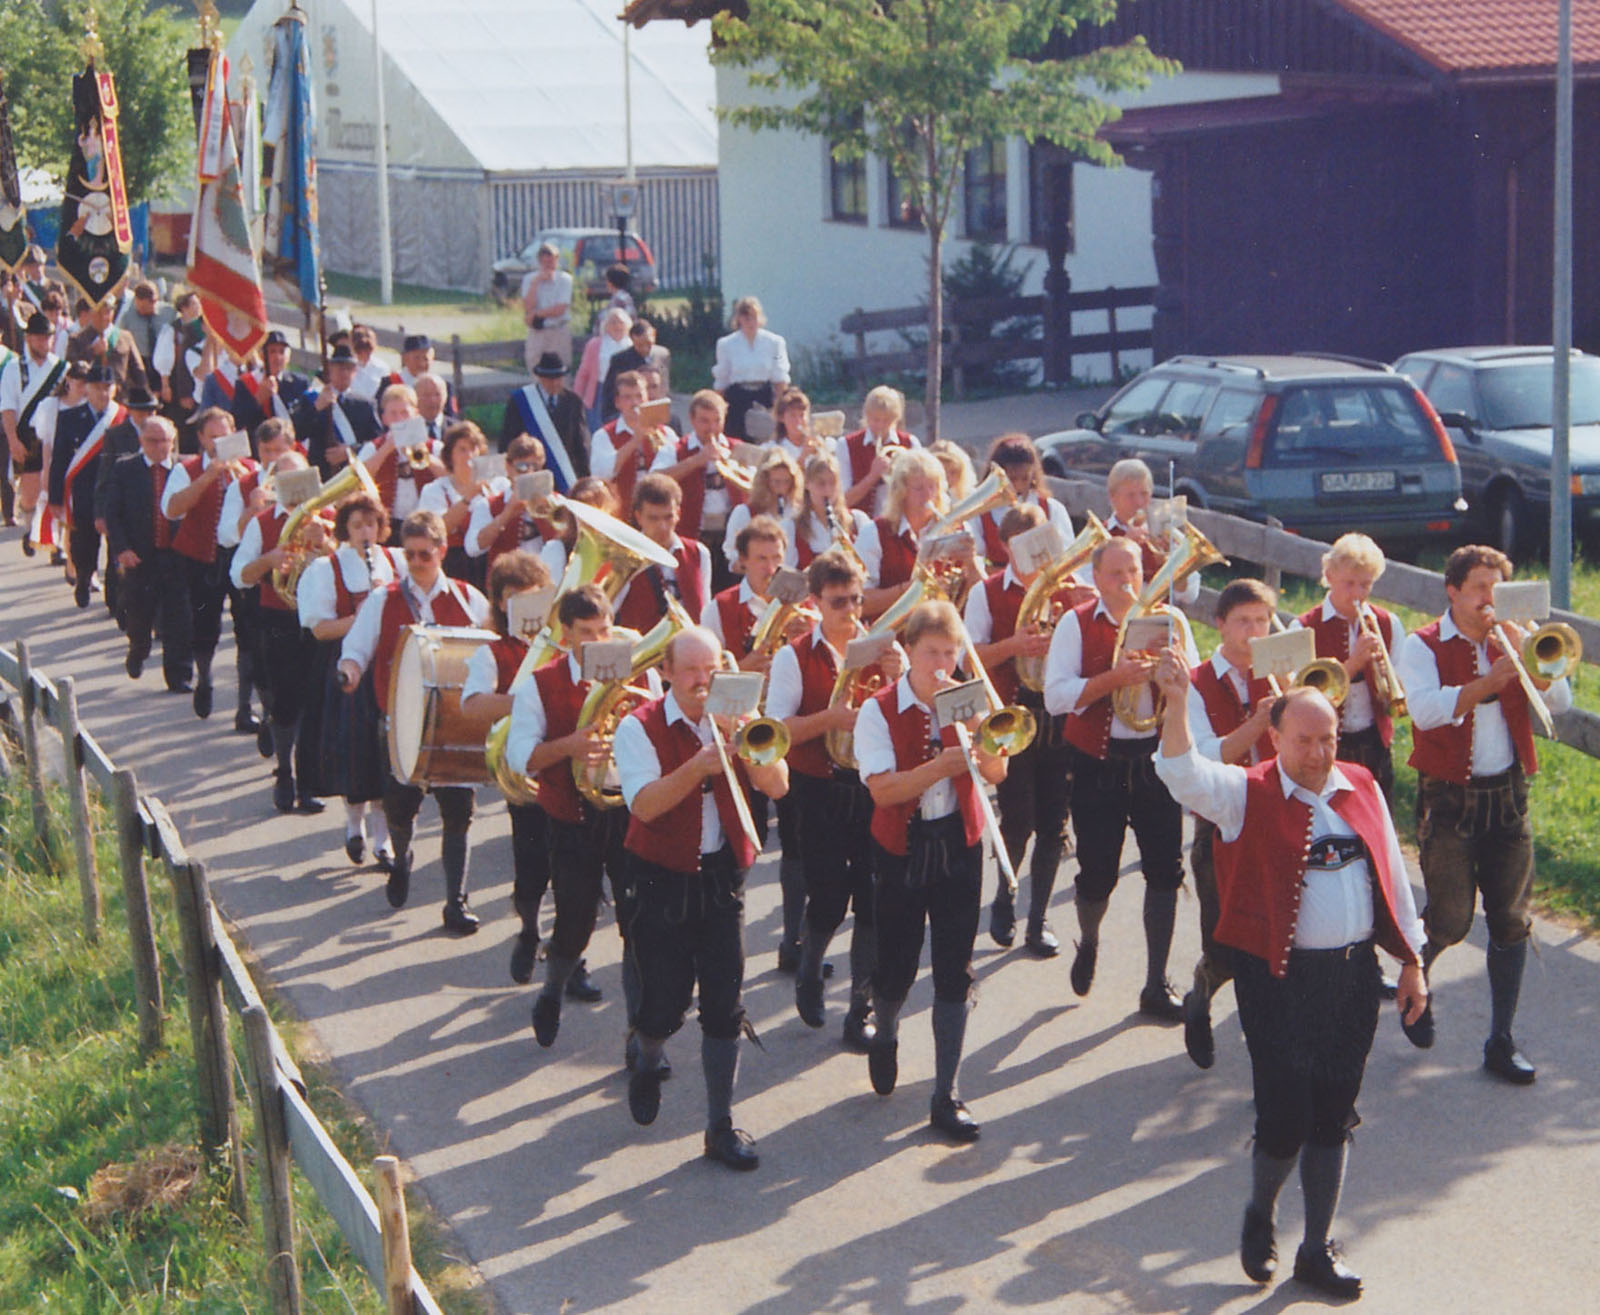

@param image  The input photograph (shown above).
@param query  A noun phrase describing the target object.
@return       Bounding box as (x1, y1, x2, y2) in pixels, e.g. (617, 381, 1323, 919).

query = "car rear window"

(1479, 359, 1600, 428)
(1264, 384, 1438, 466)
(1203, 388, 1261, 436)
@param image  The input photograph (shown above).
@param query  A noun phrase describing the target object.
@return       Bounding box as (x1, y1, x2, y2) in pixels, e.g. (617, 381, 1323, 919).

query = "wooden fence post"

(242, 1004, 302, 1315)
(374, 1156, 413, 1315)
(1107, 292, 1122, 380)
(450, 334, 465, 401)
(110, 768, 163, 1055)
(170, 857, 247, 1216)
(54, 676, 100, 942)
(15, 640, 53, 860)
(1263, 517, 1284, 594)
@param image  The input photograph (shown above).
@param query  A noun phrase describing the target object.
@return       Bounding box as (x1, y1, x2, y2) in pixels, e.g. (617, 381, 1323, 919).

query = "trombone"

(1491, 614, 1582, 738)
(933, 664, 1028, 899)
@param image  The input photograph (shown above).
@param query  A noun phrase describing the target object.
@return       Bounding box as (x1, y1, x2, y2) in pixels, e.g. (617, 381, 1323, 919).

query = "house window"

(964, 141, 1007, 242)
(1028, 142, 1075, 252)
(885, 123, 924, 229)
(829, 147, 867, 224)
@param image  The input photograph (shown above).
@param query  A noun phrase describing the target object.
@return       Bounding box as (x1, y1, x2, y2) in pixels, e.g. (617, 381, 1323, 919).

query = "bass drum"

(386, 625, 502, 786)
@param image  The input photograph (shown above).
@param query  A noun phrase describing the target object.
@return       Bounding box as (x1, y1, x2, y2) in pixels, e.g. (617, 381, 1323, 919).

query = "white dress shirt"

(417, 473, 489, 521)
(159, 451, 215, 517)
(229, 506, 286, 591)
(357, 436, 438, 523)
(712, 327, 790, 391)
(461, 643, 504, 705)
(786, 506, 871, 568)
(520, 268, 573, 327)
(340, 571, 490, 673)
(961, 565, 1021, 645)
(296, 545, 400, 630)
(1186, 650, 1259, 763)
(503, 651, 660, 773)
(854, 514, 920, 589)
(1042, 600, 1199, 732)
(659, 432, 731, 521)
(1398, 612, 1572, 777)
(722, 500, 794, 567)
(614, 690, 725, 854)
(854, 675, 956, 819)
(217, 477, 254, 549)
(0, 349, 59, 414)
(1288, 597, 1407, 733)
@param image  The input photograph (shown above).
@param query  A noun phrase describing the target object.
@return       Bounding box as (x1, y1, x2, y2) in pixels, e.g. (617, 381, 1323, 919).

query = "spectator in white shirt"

(713, 295, 790, 440)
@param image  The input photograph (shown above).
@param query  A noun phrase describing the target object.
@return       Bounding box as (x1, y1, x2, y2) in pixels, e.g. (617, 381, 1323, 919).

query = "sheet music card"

(706, 672, 764, 720)
(919, 531, 974, 564)
(1121, 615, 1175, 656)
(1250, 628, 1315, 683)
(581, 639, 634, 683)
(507, 585, 557, 639)
(214, 430, 251, 463)
(1009, 522, 1065, 576)
(473, 453, 507, 483)
(813, 409, 846, 438)
(1492, 580, 1549, 624)
(1146, 495, 1189, 539)
(515, 470, 555, 505)
(730, 440, 767, 468)
(274, 468, 322, 509)
(934, 679, 990, 730)
(844, 632, 896, 670)
(636, 398, 673, 430)
(389, 416, 428, 452)
(768, 567, 809, 605)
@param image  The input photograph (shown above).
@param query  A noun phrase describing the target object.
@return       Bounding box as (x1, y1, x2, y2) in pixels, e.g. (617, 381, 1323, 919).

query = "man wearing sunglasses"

(465, 434, 560, 574)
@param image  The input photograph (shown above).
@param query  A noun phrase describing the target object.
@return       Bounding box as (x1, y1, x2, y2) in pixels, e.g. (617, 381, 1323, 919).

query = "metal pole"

(1551, 0, 1573, 604)
(371, 0, 394, 305)
(623, 22, 635, 183)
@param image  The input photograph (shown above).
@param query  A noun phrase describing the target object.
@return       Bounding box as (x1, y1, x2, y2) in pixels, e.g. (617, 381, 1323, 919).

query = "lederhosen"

(309, 549, 389, 803)
(1299, 602, 1398, 804)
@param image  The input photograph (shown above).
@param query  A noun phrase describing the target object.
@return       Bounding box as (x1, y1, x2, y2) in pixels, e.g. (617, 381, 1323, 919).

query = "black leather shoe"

(509, 933, 539, 985)
(1070, 940, 1097, 997)
(1138, 982, 1185, 1023)
(256, 719, 274, 758)
(532, 992, 561, 1047)
(1240, 1203, 1276, 1282)
(296, 795, 326, 815)
(344, 834, 365, 864)
(867, 1037, 898, 1095)
(1292, 1241, 1362, 1299)
(624, 1034, 672, 1078)
(1483, 1033, 1537, 1085)
(125, 650, 145, 679)
(1182, 988, 1216, 1070)
(989, 899, 1016, 948)
(166, 680, 193, 694)
(929, 1094, 981, 1143)
(385, 850, 412, 908)
(442, 899, 480, 935)
(795, 975, 826, 1028)
(234, 710, 261, 736)
(192, 681, 213, 719)
(565, 959, 603, 1002)
(273, 771, 295, 814)
(74, 581, 90, 610)
(841, 1001, 876, 1052)
(20, 532, 33, 557)
(1402, 998, 1436, 1049)
(704, 1121, 759, 1170)
(1025, 922, 1060, 958)
(775, 939, 802, 974)
(629, 1065, 663, 1125)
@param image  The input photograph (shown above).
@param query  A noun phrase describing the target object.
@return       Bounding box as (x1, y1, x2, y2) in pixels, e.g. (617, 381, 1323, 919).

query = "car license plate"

(1319, 470, 1397, 495)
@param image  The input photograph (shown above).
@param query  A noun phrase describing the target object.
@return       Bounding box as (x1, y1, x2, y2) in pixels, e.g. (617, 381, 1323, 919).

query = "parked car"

(1034, 354, 1465, 543)
(1393, 346, 1600, 556)
(490, 227, 658, 304)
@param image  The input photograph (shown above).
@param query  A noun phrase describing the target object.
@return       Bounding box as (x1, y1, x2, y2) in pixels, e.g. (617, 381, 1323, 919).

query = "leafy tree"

(711, 0, 1175, 438)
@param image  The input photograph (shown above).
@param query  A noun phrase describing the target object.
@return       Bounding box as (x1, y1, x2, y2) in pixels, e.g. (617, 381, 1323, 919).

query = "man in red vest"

(1395, 544, 1572, 1084)
(338, 510, 492, 933)
(1154, 665, 1427, 1301)
(612, 473, 711, 633)
(614, 626, 789, 1171)
(856, 601, 1008, 1142)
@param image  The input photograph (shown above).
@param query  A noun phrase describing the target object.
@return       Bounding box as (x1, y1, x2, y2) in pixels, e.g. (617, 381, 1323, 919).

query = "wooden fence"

(839, 285, 1156, 396)
(1046, 475, 1600, 758)
(0, 642, 443, 1315)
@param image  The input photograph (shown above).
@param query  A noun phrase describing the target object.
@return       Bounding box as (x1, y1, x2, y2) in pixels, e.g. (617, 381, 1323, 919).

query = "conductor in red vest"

(614, 626, 789, 1171)
(1153, 663, 1427, 1301)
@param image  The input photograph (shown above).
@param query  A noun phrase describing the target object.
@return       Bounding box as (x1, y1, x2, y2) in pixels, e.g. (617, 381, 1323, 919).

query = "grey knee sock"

(780, 856, 806, 946)
(931, 999, 970, 1101)
(1142, 885, 1178, 989)
(1077, 895, 1110, 946)
(1299, 1141, 1348, 1247)
(702, 1035, 740, 1129)
(1250, 1146, 1297, 1223)
(873, 994, 904, 1041)
(441, 831, 469, 903)
(542, 953, 578, 1000)
(799, 925, 831, 987)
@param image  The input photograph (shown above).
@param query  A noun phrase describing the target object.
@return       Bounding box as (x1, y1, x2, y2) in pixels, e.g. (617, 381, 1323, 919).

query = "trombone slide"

(1494, 623, 1556, 738)
(707, 713, 766, 857)
(952, 722, 1017, 898)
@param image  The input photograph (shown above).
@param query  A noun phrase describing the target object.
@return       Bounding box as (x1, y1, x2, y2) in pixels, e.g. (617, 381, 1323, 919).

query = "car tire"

(1488, 485, 1530, 559)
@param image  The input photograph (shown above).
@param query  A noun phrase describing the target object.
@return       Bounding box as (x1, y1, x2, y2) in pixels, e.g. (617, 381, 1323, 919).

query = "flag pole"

(370, 0, 393, 305)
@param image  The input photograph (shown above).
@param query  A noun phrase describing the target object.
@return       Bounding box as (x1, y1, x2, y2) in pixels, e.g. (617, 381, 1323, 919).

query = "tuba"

(1109, 520, 1228, 733)
(271, 459, 380, 606)
(484, 716, 539, 805)
(1014, 511, 1111, 693)
(920, 466, 1020, 601)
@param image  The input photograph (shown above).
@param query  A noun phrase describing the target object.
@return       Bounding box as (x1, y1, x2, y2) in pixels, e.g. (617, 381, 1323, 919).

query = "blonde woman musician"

(790, 450, 871, 570)
(722, 447, 799, 569)
(839, 384, 918, 516)
(856, 446, 980, 618)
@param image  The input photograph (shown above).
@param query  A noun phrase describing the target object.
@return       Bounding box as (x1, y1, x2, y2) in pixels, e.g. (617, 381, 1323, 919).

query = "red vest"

(673, 435, 708, 539)
(172, 455, 254, 564)
(330, 552, 372, 620)
(1191, 658, 1275, 764)
(872, 516, 919, 588)
(623, 696, 758, 873)
(1407, 620, 1538, 783)
(795, 523, 821, 570)
(1213, 760, 1420, 978)
(979, 570, 1074, 707)
(370, 433, 435, 513)
(481, 490, 556, 570)
(714, 585, 760, 656)
(490, 635, 528, 693)
(843, 428, 913, 487)
(786, 630, 846, 780)
(252, 507, 294, 611)
(1058, 600, 1121, 757)
(866, 682, 984, 856)
(371, 579, 474, 705)
(531, 655, 590, 824)
(977, 495, 1063, 568)
(1298, 602, 1396, 746)
(614, 538, 705, 632)
(603, 421, 648, 513)
(1109, 521, 1164, 581)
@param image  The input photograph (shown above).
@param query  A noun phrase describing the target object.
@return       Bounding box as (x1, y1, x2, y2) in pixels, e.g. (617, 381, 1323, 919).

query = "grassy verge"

(0, 764, 484, 1311)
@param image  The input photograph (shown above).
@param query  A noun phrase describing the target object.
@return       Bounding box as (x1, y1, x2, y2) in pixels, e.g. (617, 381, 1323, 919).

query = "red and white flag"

(187, 51, 268, 364)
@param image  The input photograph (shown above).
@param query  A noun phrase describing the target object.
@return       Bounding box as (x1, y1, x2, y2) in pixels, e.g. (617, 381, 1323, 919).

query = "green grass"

(0, 766, 485, 1312)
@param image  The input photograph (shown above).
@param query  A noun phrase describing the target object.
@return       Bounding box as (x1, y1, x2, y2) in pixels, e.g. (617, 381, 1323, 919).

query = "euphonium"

(923, 465, 1020, 594)
(484, 716, 540, 805)
(1014, 511, 1110, 693)
(748, 590, 820, 661)
(271, 459, 380, 605)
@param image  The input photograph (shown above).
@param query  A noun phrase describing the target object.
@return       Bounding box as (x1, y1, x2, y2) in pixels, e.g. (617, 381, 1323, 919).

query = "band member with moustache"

(839, 384, 918, 517)
(3, 311, 67, 556)
(1153, 666, 1428, 1301)
(854, 600, 1007, 1141)
(1043, 535, 1199, 1020)
(1094, 458, 1200, 607)
(500, 350, 589, 475)
(385, 335, 457, 418)
(720, 448, 798, 574)
(232, 449, 329, 814)
(615, 626, 790, 1170)
(356, 383, 446, 537)
(1290, 533, 1404, 804)
(856, 447, 983, 620)
(297, 493, 401, 867)
(789, 451, 871, 571)
(1179, 579, 1280, 1070)
(221, 419, 296, 741)
(231, 330, 311, 435)
(47, 362, 123, 608)
(338, 510, 492, 933)
(293, 344, 382, 475)
(104, 416, 194, 690)
(589, 370, 673, 514)
(613, 474, 712, 634)
(148, 291, 204, 427)
(501, 584, 655, 1046)
(417, 420, 495, 586)
(465, 434, 558, 576)
(651, 388, 740, 554)
(766, 550, 904, 1048)
(92, 383, 160, 622)
(965, 504, 1093, 957)
(968, 434, 1075, 570)
(1395, 544, 1573, 1084)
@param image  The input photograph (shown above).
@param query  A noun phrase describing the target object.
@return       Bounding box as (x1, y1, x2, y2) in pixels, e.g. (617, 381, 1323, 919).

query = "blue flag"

(263, 10, 321, 310)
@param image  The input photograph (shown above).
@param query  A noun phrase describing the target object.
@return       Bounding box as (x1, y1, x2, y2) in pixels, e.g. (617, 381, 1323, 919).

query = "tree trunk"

(925, 222, 942, 442)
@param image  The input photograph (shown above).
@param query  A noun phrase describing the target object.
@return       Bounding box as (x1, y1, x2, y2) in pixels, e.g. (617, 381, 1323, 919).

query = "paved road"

(4, 527, 1597, 1315)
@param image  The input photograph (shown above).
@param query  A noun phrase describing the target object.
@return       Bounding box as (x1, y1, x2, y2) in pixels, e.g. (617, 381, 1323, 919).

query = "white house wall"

(717, 67, 1280, 385)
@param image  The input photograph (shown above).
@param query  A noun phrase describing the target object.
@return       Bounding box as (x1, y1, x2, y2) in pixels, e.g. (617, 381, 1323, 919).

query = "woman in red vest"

(857, 447, 955, 620)
(720, 447, 798, 572)
(839, 384, 917, 517)
(1154, 664, 1426, 1302)
(855, 601, 1007, 1143)
(417, 420, 495, 588)
(968, 434, 1075, 571)
(615, 626, 789, 1171)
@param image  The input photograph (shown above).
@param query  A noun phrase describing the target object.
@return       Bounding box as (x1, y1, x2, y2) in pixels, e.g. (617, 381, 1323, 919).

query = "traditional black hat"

(264, 329, 290, 348)
(24, 311, 50, 336)
(402, 333, 432, 353)
(328, 343, 357, 365)
(125, 385, 159, 411)
(24, 244, 46, 266)
(66, 359, 93, 381)
(84, 363, 115, 384)
(532, 351, 566, 378)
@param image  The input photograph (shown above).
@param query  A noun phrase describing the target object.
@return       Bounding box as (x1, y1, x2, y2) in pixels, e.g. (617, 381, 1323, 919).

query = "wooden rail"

(0, 643, 443, 1315)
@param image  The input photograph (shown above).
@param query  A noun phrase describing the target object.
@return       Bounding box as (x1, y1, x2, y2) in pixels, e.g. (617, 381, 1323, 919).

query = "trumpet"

(1491, 616, 1582, 738)
(403, 442, 433, 468)
(712, 439, 756, 492)
(1357, 601, 1407, 718)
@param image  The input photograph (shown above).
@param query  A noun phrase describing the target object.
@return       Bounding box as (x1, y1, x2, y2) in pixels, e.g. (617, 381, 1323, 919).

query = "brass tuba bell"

(1014, 511, 1110, 693)
(270, 459, 380, 606)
